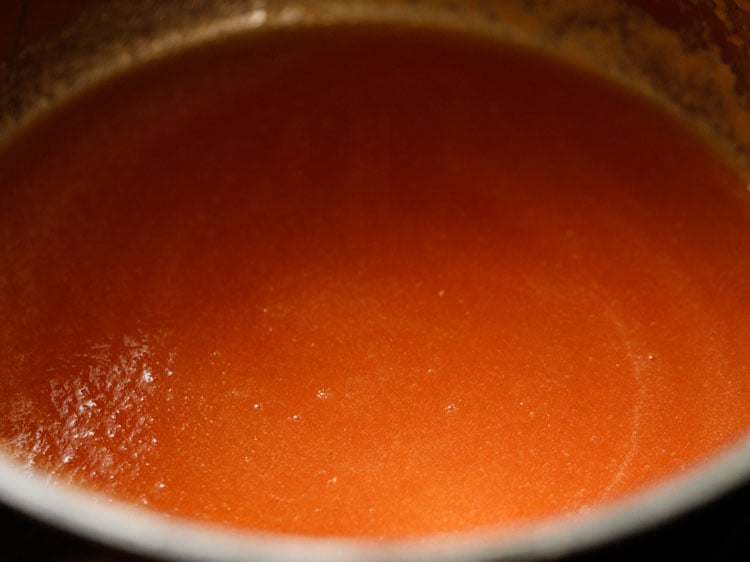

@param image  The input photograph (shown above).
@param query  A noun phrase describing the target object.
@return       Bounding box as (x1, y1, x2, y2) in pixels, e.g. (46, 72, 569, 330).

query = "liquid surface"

(1, 26, 750, 538)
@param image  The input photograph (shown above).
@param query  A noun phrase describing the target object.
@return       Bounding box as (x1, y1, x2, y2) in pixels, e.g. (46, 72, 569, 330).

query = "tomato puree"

(1, 25, 750, 538)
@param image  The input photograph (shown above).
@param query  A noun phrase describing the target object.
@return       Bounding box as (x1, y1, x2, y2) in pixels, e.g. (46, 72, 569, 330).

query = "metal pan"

(1, 1, 750, 560)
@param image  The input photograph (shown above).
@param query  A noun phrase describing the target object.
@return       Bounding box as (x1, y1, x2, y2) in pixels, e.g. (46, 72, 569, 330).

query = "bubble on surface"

(5, 333, 170, 489)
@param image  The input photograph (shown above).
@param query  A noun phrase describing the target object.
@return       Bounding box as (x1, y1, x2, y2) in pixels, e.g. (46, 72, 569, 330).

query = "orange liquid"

(1, 25, 750, 538)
